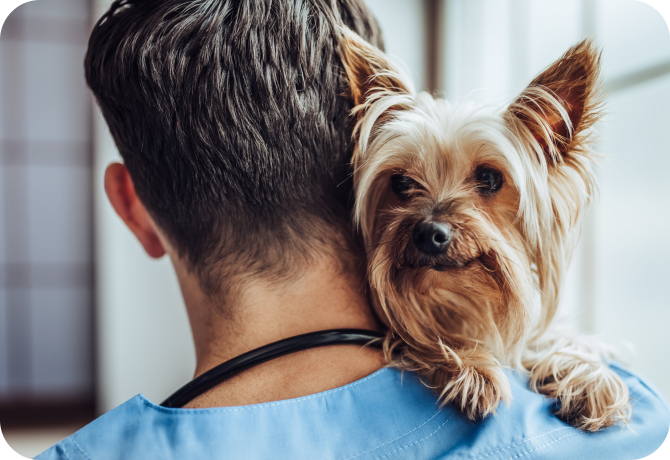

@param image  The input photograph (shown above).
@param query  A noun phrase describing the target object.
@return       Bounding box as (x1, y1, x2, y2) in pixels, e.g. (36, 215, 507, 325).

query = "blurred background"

(0, 0, 668, 457)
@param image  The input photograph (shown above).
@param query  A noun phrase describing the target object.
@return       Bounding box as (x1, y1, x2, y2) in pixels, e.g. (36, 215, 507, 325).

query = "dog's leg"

(394, 339, 512, 421)
(523, 335, 632, 431)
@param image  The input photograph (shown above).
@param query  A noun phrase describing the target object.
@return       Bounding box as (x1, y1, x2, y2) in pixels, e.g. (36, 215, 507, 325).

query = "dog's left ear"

(338, 26, 413, 113)
(507, 39, 603, 164)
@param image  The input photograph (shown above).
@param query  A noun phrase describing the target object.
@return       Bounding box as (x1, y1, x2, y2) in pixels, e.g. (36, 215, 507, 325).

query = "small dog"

(339, 27, 631, 431)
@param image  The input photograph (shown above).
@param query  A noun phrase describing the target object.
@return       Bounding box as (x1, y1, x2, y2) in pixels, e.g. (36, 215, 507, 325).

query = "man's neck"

(171, 254, 385, 408)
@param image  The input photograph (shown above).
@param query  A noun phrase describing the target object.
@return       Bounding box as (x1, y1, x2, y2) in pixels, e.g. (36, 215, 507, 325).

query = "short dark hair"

(85, 0, 383, 292)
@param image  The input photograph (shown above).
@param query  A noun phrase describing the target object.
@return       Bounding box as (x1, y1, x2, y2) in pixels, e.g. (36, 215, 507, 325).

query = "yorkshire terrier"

(339, 27, 631, 431)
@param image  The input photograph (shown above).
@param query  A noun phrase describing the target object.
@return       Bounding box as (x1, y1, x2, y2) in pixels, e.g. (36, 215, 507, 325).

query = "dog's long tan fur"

(339, 26, 631, 431)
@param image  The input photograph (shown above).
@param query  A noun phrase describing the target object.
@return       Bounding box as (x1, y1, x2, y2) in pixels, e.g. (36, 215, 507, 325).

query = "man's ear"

(507, 39, 603, 164)
(104, 163, 166, 258)
(338, 26, 413, 112)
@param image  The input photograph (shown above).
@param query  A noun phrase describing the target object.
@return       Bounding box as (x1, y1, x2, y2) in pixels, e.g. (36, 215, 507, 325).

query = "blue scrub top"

(37, 363, 669, 460)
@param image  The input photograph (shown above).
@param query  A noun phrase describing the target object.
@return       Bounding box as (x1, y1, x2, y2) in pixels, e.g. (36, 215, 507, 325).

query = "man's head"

(85, 0, 383, 295)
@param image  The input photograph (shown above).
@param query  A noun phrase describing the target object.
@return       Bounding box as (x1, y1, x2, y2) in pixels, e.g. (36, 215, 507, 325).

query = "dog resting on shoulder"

(339, 27, 631, 431)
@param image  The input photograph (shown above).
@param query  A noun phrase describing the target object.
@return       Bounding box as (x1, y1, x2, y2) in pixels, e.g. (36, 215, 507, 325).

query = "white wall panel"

(23, 42, 90, 143)
(0, 290, 8, 394)
(594, 74, 670, 399)
(21, 0, 89, 22)
(442, 0, 515, 101)
(0, 111, 6, 393)
(0, 153, 5, 394)
(0, 46, 5, 275)
(366, 0, 427, 91)
(27, 165, 91, 264)
(0, 165, 5, 266)
(0, 46, 4, 142)
(29, 287, 92, 395)
(597, 0, 670, 79)
(527, 0, 584, 80)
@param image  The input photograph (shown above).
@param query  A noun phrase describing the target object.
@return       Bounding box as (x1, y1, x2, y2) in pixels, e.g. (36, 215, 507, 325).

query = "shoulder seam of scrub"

(621, 370, 670, 410)
(505, 432, 582, 460)
(69, 436, 93, 460)
(142, 367, 390, 413)
(472, 426, 576, 460)
(376, 412, 455, 459)
(343, 408, 444, 459)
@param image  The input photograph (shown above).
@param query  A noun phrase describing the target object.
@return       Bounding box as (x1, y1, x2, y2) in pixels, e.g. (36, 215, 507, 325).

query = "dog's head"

(340, 28, 602, 362)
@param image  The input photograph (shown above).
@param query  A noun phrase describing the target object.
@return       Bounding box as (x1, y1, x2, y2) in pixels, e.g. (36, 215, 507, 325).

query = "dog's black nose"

(412, 221, 452, 255)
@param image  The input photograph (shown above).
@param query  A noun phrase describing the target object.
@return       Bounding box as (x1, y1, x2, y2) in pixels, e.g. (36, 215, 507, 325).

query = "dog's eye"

(474, 167, 503, 193)
(390, 174, 417, 198)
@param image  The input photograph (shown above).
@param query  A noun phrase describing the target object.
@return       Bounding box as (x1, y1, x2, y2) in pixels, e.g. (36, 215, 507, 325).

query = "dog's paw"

(532, 361, 631, 431)
(392, 341, 512, 421)
(439, 361, 512, 421)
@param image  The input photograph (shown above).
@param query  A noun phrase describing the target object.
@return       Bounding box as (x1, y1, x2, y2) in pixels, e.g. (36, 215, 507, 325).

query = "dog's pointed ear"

(338, 26, 413, 111)
(507, 39, 603, 163)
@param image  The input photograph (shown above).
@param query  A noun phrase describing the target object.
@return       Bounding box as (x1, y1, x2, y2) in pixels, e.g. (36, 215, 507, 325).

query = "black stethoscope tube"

(160, 329, 385, 408)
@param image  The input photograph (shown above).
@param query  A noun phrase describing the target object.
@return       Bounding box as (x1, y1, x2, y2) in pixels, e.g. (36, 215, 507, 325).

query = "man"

(38, 0, 669, 458)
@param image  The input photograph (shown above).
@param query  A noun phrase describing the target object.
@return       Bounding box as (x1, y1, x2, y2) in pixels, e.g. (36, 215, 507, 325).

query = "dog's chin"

(400, 253, 478, 272)
(431, 260, 472, 271)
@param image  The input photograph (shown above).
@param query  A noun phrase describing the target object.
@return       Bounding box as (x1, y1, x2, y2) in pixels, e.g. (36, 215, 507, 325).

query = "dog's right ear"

(338, 26, 413, 113)
(507, 39, 603, 165)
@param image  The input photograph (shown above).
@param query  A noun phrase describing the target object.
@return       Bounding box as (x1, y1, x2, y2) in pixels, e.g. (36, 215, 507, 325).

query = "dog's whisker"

(467, 234, 527, 255)
(359, 240, 393, 259)
(349, 240, 391, 255)
(371, 254, 393, 273)
(363, 240, 391, 250)
(492, 252, 536, 281)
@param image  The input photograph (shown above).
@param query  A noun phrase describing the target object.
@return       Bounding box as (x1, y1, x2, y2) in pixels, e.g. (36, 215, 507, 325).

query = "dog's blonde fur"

(339, 27, 631, 431)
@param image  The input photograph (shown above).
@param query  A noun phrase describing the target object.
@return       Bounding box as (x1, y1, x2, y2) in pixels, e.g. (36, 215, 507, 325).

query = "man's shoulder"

(36, 366, 669, 460)
(449, 364, 670, 460)
(35, 395, 151, 460)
